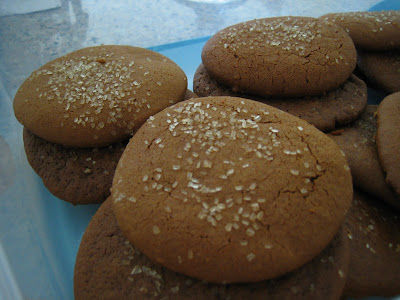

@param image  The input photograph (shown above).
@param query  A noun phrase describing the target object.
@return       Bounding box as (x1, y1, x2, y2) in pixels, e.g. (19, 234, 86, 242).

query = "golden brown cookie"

(201, 17, 356, 98)
(376, 92, 400, 197)
(111, 96, 353, 283)
(343, 189, 400, 298)
(13, 45, 187, 148)
(328, 105, 399, 210)
(320, 11, 400, 51)
(357, 50, 400, 94)
(74, 197, 350, 300)
(193, 63, 367, 132)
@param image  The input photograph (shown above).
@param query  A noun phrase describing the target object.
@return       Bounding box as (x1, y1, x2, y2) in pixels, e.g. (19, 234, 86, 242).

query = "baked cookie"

(23, 128, 126, 205)
(22, 90, 195, 205)
(193, 63, 367, 132)
(343, 189, 400, 298)
(13, 45, 187, 148)
(201, 17, 356, 98)
(74, 197, 350, 300)
(328, 105, 399, 210)
(376, 92, 400, 196)
(111, 96, 353, 283)
(357, 50, 400, 94)
(320, 11, 400, 51)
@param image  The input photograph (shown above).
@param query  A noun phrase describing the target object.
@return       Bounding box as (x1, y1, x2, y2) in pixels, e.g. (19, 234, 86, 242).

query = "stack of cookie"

(75, 96, 355, 299)
(320, 11, 400, 94)
(193, 16, 368, 132)
(13, 45, 188, 205)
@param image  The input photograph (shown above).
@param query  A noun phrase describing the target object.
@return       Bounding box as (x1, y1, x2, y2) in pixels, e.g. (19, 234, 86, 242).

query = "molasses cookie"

(22, 89, 195, 205)
(328, 105, 399, 209)
(193, 63, 367, 132)
(201, 17, 356, 98)
(23, 128, 126, 205)
(320, 11, 400, 51)
(111, 96, 353, 283)
(13, 45, 187, 148)
(74, 197, 350, 300)
(357, 50, 400, 94)
(343, 189, 400, 298)
(376, 92, 400, 196)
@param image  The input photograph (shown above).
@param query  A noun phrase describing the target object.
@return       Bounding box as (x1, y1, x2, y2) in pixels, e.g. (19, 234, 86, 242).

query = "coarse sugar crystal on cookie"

(13, 45, 188, 148)
(320, 11, 400, 51)
(343, 189, 400, 298)
(74, 197, 350, 300)
(193, 63, 367, 132)
(376, 92, 400, 197)
(111, 96, 353, 283)
(201, 17, 356, 98)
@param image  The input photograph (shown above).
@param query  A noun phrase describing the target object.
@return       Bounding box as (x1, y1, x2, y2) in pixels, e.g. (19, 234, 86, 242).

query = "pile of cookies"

(320, 11, 400, 94)
(12, 11, 400, 300)
(13, 45, 188, 205)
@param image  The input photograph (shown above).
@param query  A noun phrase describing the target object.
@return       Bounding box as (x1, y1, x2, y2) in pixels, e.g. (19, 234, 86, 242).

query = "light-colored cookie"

(13, 45, 187, 147)
(201, 17, 356, 98)
(111, 96, 353, 283)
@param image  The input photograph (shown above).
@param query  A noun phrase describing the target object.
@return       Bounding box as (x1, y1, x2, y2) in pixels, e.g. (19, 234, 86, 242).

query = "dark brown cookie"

(320, 11, 400, 51)
(357, 50, 400, 94)
(194, 63, 367, 132)
(14, 45, 188, 148)
(112, 96, 353, 283)
(74, 197, 350, 300)
(328, 105, 399, 210)
(201, 17, 356, 98)
(343, 189, 400, 298)
(376, 92, 400, 196)
(23, 128, 126, 205)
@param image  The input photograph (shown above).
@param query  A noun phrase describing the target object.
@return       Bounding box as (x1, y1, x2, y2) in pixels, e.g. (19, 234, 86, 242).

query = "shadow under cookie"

(193, 64, 367, 132)
(74, 197, 349, 300)
(23, 128, 126, 205)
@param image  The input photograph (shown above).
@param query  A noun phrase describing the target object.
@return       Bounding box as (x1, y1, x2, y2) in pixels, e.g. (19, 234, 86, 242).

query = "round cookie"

(201, 17, 356, 98)
(13, 45, 187, 148)
(328, 105, 399, 210)
(343, 189, 400, 298)
(111, 96, 353, 283)
(193, 63, 367, 132)
(376, 92, 400, 196)
(320, 11, 400, 51)
(74, 197, 350, 300)
(357, 50, 400, 94)
(23, 128, 126, 205)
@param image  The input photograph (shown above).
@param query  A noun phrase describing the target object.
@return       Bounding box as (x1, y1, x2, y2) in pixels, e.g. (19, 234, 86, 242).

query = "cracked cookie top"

(111, 96, 353, 283)
(13, 45, 187, 148)
(201, 17, 356, 98)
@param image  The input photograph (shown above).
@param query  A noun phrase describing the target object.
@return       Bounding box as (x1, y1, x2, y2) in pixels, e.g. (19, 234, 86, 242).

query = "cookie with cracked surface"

(23, 128, 126, 205)
(376, 92, 400, 197)
(13, 45, 187, 148)
(74, 196, 349, 300)
(343, 189, 400, 298)
(193, 63, 367, 132)
(357, 50, 400, 94)
(111, 96, 353, 283)
(320, 11, 400, 51)
(328, 105, 399, 210)
(201, 17, 356, 98)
